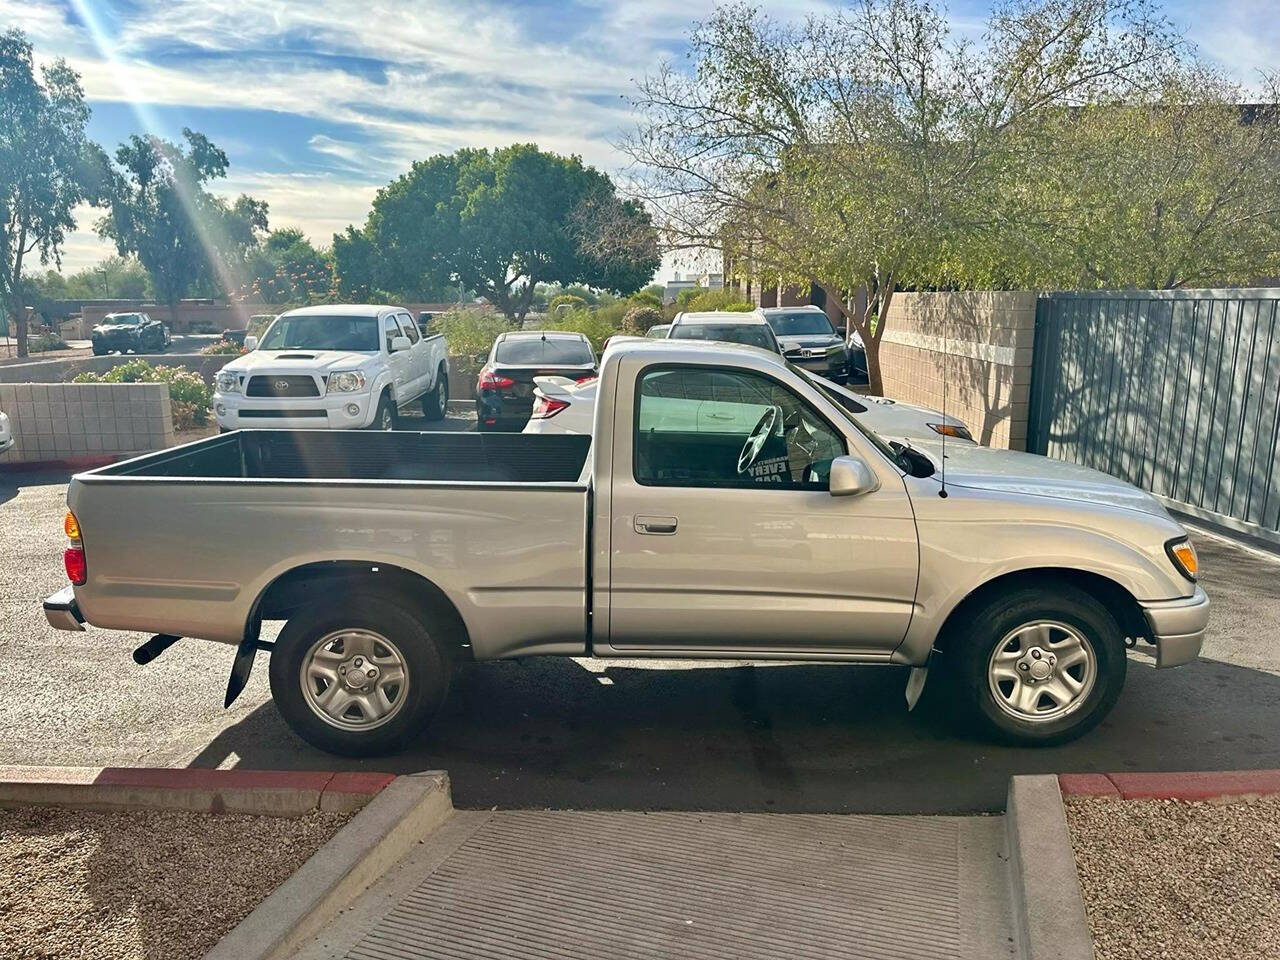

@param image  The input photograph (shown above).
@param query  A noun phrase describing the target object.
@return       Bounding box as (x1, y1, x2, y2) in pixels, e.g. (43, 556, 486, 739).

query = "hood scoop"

(275, 353, 316, 360)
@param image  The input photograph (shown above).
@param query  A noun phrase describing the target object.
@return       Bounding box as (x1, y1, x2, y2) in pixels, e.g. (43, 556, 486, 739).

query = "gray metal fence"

(1027, 289, 1280, 543)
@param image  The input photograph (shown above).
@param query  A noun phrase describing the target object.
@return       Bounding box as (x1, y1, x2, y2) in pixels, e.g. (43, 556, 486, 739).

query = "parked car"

(212, 304, 449, 431)
(762, 305, 865, 384)
(90, 312, 170, 355)
(46, 338, 1207, 756)
(526, 341, 974, 444)
(668, 310, 781, 352)
(646, 324, 672, 338)
(475, 331, 597, 431)
(0, 409, 12, 454)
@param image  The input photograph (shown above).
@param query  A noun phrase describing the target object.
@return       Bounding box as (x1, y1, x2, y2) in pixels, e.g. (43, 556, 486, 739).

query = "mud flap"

(905, 665, 928, 711)
(224, 616, 269, 708)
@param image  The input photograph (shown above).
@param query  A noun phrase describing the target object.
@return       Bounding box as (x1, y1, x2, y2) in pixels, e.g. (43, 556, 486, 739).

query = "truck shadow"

(187, 650, 1280, 814)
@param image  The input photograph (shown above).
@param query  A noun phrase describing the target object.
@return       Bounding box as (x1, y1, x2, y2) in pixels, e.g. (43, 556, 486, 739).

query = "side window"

(382, 315, 401, 352)
(634, 366, 845, 489)
(398, 313, 419, 344)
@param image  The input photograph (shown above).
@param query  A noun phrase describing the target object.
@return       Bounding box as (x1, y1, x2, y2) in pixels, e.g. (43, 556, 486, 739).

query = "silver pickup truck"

(44, 339, 1208, 756)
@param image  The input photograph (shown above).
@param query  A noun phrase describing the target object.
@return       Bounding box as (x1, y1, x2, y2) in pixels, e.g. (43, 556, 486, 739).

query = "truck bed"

(93, 430, 592, 484)
(67, 429, 592, 654)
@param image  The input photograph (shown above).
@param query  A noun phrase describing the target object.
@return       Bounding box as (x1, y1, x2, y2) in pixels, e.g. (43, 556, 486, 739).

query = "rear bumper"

(43, 585, 85, 632)
(1141, 586, 1209, 667)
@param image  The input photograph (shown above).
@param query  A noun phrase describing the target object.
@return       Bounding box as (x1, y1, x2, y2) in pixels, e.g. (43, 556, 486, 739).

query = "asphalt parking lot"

(3, 437, 1278, 814)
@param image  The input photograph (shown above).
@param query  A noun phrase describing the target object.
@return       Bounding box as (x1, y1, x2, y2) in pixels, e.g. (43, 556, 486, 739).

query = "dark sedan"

(475, 331, 598, 431)
(91, 312, 169, 355)
(762, 306, 866, 384)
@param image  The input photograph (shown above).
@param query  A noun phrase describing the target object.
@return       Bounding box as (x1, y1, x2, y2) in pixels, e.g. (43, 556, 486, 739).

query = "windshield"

(792, 364, 910, 470)
(767, 311, 834, 336)
(495, 337, 594, 365)
(259, 315, 379, 352)
(103, 314, 142, 325)
(670, 323, 778, 352)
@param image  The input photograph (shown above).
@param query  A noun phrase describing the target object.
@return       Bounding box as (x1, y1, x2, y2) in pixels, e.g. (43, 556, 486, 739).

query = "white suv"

(213, 304, 450, 431)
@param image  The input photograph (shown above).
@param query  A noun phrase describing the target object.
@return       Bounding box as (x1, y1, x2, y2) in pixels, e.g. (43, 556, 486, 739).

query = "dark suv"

(91, 312, 170, 355)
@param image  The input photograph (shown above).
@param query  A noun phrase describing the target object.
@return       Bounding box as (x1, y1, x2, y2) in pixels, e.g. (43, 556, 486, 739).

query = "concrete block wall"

(878, 291, 1037, 449)
(0, 353, 234, 386)
(0, 383, 175, 465)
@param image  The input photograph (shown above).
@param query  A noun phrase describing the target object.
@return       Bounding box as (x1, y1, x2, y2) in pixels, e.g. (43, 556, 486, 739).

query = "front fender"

(895, 484, 1193, 664)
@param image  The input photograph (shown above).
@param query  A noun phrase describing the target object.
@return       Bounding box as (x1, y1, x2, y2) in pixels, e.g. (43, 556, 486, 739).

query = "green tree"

(98, 128, 267, 321)
(364, 144, 660, 320)
(236, 228, 335, 305)
(0, 30, 106, 356)
(627, 0, 1185, 394)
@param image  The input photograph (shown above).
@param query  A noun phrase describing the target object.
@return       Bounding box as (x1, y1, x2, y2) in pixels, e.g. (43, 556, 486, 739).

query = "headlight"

(827, 344, 845, 356)
(327, 370, 367, 393)
(927, 422, 974, 442)
(1165, 537, 1199, 582)
(215, 370, 240, 393)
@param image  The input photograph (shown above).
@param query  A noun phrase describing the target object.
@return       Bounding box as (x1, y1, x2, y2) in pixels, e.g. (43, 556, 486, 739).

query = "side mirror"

(243, 335, 258, 351)
(829, 455, 879, 498)
(390, 335, 412, 353)
(473, 353, 488, 365)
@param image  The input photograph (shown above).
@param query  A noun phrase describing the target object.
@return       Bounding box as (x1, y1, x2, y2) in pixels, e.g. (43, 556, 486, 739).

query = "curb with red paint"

(0, 765, 396, 815)
(1059, 769, 1280, 801)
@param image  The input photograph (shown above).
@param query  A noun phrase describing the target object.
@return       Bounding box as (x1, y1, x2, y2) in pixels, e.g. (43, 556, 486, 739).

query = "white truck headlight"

(215, 370, 241, 393)
(327, 370, 367, 393)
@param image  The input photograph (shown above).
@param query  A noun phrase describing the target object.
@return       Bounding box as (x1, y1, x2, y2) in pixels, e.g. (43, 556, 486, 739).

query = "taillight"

(64, 510, 86, 585)
(574, 375, 598, 385)
(477, 369, 515, 390)
(530, 395, 570, 420)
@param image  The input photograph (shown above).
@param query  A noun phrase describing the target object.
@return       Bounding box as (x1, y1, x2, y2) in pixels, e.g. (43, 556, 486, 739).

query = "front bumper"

(44, 585, 85, 632)
(214, 391, 376, 430)
(787, 353, 849, 381)
(1141, 585, 1209, 667)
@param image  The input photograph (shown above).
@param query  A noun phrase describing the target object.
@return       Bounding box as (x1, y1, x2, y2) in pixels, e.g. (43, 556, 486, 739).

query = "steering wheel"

(737, 407, 778, 475)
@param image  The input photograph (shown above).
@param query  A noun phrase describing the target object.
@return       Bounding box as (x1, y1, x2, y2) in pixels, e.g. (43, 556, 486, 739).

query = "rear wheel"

(422, 365, 448, 421)
(269, 595, 452, 756)
(949, 583, 1126, 746)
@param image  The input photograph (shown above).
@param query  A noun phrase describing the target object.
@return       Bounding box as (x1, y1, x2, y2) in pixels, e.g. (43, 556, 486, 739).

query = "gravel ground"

(1066, 795, 1280, 960)
(0, 806, 348, 960)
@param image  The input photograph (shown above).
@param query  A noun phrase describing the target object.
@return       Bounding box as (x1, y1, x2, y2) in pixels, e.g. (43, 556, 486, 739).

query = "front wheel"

(948, 584, 1126, 746)
(269, 595, 452, 756)
(366, 391, 397, 431)
(422, 366, 448, 421)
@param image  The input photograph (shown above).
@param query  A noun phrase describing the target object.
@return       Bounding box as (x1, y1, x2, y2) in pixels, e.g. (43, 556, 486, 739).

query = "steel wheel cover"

(986, 620, 1097, 724)
(300, 629, 410, 730)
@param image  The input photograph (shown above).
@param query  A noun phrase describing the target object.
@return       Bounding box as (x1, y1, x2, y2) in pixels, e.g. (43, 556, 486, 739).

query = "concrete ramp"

(299, 810, 1016, 960)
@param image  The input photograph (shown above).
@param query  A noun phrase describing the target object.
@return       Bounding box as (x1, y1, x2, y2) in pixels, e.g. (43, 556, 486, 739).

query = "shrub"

(28, 333, 69, 353)
(627, 291, 662, 311)
(592, 300, 629, 328)
(622, 306, 664, 335)
(434, 308, 513, 363)
(200, 339, 245, 355)
(686, 289, 754, 312)
(74, 360, 213, 430)
(548, 309, 621, 353)
(548, 294, 588, 317)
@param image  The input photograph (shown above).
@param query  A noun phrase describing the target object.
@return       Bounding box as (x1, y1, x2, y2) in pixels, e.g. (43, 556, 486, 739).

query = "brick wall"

(877, 291, 1036, 449)
(0, 383, 175, 465)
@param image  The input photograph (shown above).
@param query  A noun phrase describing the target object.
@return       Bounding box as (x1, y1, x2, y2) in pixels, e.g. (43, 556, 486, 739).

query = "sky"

(7, 0, 1279, 278)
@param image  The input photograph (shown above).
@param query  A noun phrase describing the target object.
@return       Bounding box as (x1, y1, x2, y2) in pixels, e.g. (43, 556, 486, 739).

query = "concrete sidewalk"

(293, 809, 1017, 960)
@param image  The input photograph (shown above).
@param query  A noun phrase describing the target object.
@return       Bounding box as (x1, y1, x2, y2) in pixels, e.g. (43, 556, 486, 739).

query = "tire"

(269, 594, 452, 756)
(91, 344, 106, 356)
(422, 365, 448, 421)
(366, 391, 397, 431)
(948, 583, 1126, 746)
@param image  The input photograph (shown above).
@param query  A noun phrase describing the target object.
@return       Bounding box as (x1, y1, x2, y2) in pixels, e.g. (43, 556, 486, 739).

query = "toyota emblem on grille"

(274, 379, 290, 391)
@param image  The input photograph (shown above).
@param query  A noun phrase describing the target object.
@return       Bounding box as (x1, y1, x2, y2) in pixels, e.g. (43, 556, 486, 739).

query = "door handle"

(635, 515, 678, 535)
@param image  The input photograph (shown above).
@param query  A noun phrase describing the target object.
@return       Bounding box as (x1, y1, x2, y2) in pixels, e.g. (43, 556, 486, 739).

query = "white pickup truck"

(213, 304, 450, 431)
(45, 339, 1207, 756)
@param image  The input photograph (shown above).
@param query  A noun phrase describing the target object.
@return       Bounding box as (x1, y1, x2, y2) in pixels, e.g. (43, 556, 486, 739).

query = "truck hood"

(909, 439, 1170, 518)
(222, 349, 375, 375)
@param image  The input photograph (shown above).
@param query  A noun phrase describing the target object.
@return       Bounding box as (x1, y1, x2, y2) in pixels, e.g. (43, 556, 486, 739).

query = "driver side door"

(604, 363, 919, 656)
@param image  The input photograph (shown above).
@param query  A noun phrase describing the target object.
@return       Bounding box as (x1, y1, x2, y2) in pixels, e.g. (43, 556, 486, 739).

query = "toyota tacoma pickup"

(44, 339, 1208, 756)
(213, 304, 450, 431)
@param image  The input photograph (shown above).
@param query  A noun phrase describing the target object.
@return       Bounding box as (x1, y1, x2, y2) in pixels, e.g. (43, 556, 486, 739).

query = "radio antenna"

(939, 306, 948, 499)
